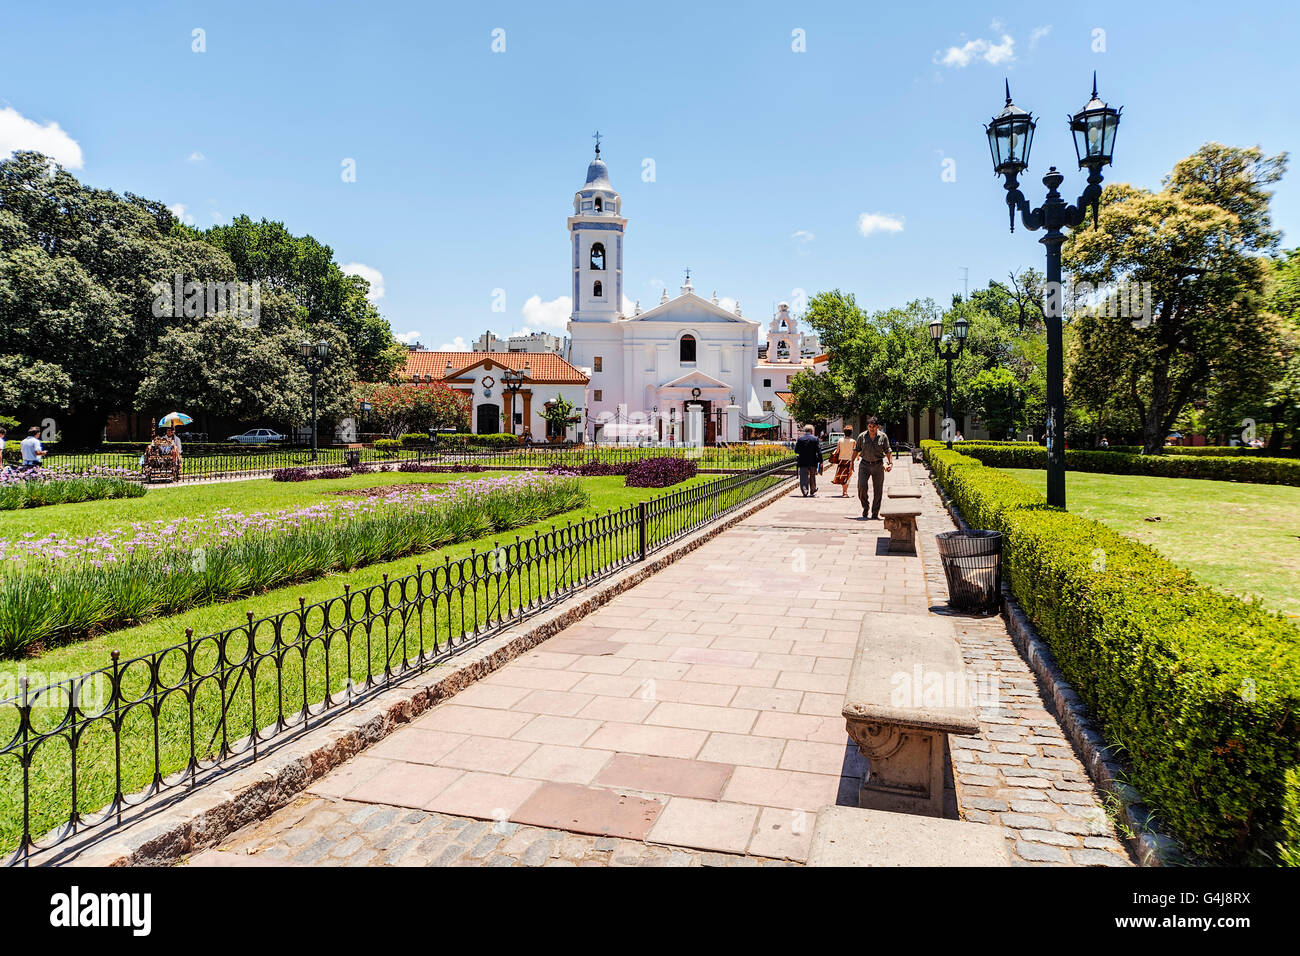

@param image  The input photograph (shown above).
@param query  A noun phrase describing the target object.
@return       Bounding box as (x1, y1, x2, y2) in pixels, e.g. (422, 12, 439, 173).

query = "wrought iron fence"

(0, 455, 797, 864)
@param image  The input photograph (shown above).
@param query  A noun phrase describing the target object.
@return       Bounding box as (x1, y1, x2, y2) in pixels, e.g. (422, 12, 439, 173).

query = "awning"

(745, 422, 776, 429)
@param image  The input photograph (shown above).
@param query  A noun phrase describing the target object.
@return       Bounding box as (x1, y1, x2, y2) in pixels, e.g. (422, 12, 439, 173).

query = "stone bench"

(886, 487, 921, 499)
(842, 615, 980, 817)
(878, 500, 922, 553)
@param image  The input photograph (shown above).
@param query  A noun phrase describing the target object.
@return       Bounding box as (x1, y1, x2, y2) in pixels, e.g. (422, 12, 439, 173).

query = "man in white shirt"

(20, 427, 46, 468)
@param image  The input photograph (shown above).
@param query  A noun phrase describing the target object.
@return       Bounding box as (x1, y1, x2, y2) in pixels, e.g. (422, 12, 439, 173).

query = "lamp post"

(985, 73, 1121, 508)
(501, 367, 525, 437)
(299, 339, 331, 460)
(929, 314, 969, 449)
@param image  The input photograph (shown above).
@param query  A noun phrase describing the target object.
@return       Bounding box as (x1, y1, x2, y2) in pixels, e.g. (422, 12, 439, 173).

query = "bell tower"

(568, 134, 626, 323)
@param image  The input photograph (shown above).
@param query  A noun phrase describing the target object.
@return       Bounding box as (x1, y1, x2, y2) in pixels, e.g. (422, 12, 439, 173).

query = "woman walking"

(830, 425, 857, 497)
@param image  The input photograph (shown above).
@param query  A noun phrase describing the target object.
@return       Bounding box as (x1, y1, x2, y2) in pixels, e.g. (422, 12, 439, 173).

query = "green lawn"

(1002, 469, 1300, 617)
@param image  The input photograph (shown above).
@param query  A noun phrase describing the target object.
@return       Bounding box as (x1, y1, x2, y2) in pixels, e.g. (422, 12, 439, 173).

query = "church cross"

(592, 130, 602, 155)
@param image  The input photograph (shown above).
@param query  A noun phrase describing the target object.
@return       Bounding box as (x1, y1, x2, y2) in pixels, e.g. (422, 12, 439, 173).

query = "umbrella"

(159, 412, 193, 427)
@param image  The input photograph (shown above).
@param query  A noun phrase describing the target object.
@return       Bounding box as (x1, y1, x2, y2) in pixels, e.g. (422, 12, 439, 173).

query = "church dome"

(584, 156, 611, 188)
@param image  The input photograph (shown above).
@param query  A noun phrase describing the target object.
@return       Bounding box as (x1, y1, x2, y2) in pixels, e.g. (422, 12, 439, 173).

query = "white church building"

(564, 145, 811, 444)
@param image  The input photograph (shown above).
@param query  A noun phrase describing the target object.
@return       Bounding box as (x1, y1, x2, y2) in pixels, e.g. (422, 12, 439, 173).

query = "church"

(564, 143, 812, 444)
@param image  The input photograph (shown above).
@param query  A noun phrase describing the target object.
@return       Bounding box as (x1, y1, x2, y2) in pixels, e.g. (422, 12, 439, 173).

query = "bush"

(434, 432, 524, 450)
(1103, 445, 1296, 458)
(625, 457, 698, 488)
(951, 443, 1300, 486)
(920, 440, 1300, 864)
(397, 462, 486, 474)
(399, 433, 429, 446)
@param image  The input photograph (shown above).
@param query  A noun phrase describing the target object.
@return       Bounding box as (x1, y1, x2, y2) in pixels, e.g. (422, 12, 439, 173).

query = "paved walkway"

(188, 461, 1132, 867)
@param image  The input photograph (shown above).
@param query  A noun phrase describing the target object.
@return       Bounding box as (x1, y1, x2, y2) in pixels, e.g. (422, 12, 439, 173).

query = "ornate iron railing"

(0, 456, 797, 864)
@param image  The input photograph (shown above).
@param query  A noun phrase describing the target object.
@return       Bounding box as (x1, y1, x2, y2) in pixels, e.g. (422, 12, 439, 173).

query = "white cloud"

(717, 296, 738, 313)
(438, 335, 470, 350)
(393, 330, 422, 345)
(1029, 25, 1051, 49)
(858, 212, 905, 236)
(340, 262, 385, 300)
(210, 210, 227, 225)
(791, 230, 815, 245)
(0, 106, 83, 168)
(167, 203, 195, 226)
(622, 295, 637, 315)
(521, 294, 572, 330)
(187, 151, 205, 162)
(935, 33, 1016, 68)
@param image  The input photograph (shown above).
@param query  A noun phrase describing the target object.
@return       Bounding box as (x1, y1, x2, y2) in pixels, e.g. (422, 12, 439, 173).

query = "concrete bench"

(878, 500, 922, 553)
(842, 615, 980, 817)
(886, 487, 921, 499)
(807, 806, 1010, 866)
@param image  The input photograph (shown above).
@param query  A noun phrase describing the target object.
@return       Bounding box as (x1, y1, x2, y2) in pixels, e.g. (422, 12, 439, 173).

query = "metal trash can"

(935, 530, 1002, 613)
(344, 449, 361, 468)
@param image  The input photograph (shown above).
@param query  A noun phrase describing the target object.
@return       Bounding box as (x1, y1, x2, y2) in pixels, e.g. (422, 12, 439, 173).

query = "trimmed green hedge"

(434, 433, 524, 450)
(921, 440, 1300, 864)
(951, 443, 1300, 486)
(1103, 445, 1296, 458)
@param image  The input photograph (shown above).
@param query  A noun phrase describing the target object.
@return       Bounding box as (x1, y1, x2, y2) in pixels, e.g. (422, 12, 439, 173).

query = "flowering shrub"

(0, 472, 588, 654)
(397, 462, 487, 474)
(0, 465, 144, 510)
(624, 457, 698, 488)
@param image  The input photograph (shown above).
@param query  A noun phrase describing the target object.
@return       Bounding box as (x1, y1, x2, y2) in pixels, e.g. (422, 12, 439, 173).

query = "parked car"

(227, 428, 287, 444)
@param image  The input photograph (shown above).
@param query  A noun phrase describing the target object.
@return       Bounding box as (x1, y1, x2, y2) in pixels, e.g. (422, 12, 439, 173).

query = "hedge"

(1104, 445, 1296, 458)
(950, 443, 1300, 486)
(920, 440, 1300, 864)
(433, 433, 523, 450)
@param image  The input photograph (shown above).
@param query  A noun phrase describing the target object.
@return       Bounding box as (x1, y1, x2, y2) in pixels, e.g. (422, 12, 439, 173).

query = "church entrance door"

(684, 401, 712, 445)
(476, 403, 500, 435)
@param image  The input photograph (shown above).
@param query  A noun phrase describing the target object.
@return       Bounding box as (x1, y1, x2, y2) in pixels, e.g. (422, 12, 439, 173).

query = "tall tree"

(1063, 144, 1287, 453)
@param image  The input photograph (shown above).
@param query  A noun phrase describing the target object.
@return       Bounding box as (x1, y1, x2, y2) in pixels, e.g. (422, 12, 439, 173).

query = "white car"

(227, 428, 287, 444)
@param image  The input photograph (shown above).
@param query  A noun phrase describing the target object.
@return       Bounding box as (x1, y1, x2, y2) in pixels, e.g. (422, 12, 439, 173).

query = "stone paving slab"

(185, 465, 1132, 867)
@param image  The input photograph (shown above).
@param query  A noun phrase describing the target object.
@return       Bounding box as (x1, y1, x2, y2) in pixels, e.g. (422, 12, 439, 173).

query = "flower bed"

(0, 473, 587, 655)
(625, 457, 698, 488)
(0, 466, 144, 511)
(921, 440, 1300, 864)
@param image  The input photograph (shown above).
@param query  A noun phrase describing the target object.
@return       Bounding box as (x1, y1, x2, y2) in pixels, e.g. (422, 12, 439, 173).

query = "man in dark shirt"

(854, 416, 893, 518)
(794, 424, 823, 497)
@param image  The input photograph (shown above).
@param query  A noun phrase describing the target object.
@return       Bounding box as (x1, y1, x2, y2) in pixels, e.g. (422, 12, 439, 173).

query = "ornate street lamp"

(985, 73, 1121, 508)
(500, 367, 525, 436)
(299, 339, 331, 460)
(929, 315, 968, 450)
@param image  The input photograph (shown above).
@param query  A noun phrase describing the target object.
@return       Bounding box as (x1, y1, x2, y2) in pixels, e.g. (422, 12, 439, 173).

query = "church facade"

(564, 147, 810, 443)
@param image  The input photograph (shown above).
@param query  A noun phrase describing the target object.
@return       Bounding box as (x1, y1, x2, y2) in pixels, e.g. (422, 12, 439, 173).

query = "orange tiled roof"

(775, 391, 795, 404)
(402, 351, 589, 385)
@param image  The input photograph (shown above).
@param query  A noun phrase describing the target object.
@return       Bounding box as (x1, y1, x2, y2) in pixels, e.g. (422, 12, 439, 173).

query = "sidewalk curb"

(39, 478, 798, 867)
(922, 465, 1184, 867)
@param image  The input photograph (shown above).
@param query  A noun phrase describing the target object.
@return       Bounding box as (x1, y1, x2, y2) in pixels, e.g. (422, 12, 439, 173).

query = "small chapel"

(565, 142, 813, 443)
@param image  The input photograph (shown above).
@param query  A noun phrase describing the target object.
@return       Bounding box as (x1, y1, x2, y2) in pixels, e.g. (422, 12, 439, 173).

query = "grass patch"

(1003, 469, 1300, 618)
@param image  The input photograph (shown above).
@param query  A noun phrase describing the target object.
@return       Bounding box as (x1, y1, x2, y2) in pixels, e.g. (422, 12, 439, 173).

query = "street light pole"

(984, 74, 1121, 510)
(299, 339, 331, 461)
(929, 315, 968, 450)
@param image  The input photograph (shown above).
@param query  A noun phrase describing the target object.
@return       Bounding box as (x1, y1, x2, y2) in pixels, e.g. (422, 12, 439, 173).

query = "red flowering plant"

(356, 381, 470, 437)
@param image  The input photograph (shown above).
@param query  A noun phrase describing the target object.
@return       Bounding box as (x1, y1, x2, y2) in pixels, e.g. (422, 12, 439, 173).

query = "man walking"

(794, 424, 823, 497)
(854, 416, 892, 518)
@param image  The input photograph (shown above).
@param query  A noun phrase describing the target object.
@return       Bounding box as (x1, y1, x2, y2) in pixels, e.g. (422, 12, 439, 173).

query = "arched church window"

(594, 197, 603, 212)
(590, 243, 605, 271)
(680, 334, 697, 363)
(593, 280, 603, 297)
(776, 340, 790, 360)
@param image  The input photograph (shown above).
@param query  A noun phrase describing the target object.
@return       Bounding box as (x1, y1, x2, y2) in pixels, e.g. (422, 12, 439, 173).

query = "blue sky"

(2, 0, 1297, 348)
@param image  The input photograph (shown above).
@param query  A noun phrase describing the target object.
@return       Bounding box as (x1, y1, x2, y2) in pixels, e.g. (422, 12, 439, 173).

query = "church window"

(679, 334, 697, 363)
(762, 401, 773, 412)
(594, 197, 603, 212)
(593, 280, 603, 297)
(763, 378, 771, 388)
(593, 356, 602, 372)
(594, 389, 603, 402)
(590, 242, 606, 270)
(776, 340, 790, 360)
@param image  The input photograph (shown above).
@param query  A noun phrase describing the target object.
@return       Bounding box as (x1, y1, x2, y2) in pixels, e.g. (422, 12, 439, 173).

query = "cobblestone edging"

(44, 477, 800, 867)
(920, 463, 1184, 867)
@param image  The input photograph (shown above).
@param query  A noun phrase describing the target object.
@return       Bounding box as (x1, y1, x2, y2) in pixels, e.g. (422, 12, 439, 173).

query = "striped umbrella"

(158, 412, 193, 427)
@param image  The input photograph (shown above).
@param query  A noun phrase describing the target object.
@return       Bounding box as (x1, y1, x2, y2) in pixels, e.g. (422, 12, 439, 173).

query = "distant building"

(400, 350, 588, 440)
(472, 330, 565, 354)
